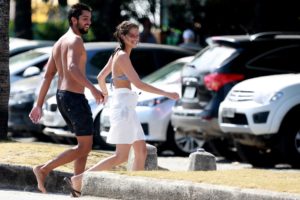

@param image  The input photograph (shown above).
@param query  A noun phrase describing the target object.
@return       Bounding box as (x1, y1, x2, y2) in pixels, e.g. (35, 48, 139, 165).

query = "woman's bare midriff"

(113, 80, 131, 90)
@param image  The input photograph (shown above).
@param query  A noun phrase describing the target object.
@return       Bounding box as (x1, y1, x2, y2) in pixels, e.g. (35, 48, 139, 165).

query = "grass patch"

(118, 170, 300, 194)
(0, 141, 125, 172)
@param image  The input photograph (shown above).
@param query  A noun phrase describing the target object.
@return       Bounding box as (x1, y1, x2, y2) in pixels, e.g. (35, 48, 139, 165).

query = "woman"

(66, 21, 179, 197)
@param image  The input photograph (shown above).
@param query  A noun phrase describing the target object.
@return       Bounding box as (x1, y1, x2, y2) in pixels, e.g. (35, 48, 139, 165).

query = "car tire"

(235, 142, 278, 168)
(165, 124, 205, 156)
(93, 114, 115, 150)
(277, 115, 300, 168)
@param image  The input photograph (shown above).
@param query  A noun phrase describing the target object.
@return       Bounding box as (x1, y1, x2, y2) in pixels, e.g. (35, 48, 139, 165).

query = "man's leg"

(74, 136, 93, 175)
(33, 135, 93, 193)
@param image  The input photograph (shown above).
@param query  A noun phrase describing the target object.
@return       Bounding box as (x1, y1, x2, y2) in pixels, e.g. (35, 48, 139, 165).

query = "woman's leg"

(71, 143, 131, 192)
(132, 140, 147, 170)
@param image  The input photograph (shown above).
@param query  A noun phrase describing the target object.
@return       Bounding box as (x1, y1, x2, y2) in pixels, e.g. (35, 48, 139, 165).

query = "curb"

(82, 172, 300, 200)
(1, 163, 300, 200)
(0, 164, 71, 194)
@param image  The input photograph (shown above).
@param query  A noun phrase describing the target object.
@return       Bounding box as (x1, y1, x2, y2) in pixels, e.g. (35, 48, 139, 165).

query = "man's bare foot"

(33, 165, 47, 193)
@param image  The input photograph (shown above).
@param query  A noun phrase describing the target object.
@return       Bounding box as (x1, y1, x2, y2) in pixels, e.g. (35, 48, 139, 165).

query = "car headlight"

(9, 89, 35, 104)
(254, 91, 283, 104)
(137, 96, 169, 107)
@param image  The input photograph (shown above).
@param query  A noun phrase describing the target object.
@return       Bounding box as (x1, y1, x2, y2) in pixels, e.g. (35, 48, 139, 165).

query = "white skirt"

(106, 88, 145, 144)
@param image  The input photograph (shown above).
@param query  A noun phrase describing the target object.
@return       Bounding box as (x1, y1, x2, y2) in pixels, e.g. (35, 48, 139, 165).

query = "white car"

(219, 73, 300, 167)
(9, 37, 54, 57)
(100, 56, 205, 155)
(10, 46, 52, 83)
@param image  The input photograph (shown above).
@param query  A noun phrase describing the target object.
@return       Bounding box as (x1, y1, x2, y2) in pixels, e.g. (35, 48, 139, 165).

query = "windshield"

(191, 45, 237, 71)
(9, 50, 46, 74)
(142, 61, 186, 85)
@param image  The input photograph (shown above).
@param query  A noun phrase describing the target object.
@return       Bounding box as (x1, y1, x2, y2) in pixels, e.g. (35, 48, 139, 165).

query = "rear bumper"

(171, 106, 224, 137)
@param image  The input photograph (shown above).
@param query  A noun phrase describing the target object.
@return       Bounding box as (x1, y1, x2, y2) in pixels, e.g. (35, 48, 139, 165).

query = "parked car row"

(8, 41, 195, 151)
(9, 33, 300, 166)
(170, 32, 300, 166)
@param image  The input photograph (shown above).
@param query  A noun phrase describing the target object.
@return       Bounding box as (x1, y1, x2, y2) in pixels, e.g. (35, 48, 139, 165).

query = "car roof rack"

(250, 32, 300, 41)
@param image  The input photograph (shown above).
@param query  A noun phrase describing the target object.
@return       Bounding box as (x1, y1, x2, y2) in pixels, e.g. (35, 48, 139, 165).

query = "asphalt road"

(0, 189, 117, 200)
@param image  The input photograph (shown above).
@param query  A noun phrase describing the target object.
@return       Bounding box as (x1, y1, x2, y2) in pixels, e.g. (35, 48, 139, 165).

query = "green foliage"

(9, 21, 15, 37)
(32, 21, 96, 41)
(33, 21, 68, 40)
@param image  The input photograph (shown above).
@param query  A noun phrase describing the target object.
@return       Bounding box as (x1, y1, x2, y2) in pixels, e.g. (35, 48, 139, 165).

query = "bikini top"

(110, 47, 129, 87)
(110, 74, 129, 88)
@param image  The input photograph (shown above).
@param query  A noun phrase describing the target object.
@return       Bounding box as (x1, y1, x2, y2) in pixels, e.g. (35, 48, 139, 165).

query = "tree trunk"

(0, 0, 10, 139)
(14, 0, 32, 39)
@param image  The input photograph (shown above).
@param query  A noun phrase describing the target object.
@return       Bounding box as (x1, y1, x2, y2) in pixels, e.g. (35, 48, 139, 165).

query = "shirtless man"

(29, 3, 104, 194)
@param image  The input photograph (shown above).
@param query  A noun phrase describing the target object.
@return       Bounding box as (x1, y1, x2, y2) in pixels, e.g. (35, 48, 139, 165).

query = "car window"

(86, 50, 113, 83)
(130, 49, 156, 78)
(247, 45, 300, 73)
(154, 50, 190, 68)
(9, 50, 47, 74)
(191, 45, 237, 71)
(142, 61, 185, 84)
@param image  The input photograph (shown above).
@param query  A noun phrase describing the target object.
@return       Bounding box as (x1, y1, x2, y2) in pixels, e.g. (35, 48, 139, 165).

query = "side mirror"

(23, 66, 41, 77)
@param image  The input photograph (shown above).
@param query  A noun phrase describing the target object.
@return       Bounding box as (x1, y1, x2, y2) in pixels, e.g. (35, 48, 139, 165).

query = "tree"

(79, 0, 159, 41)
(80, 0, 124, 41)
(0, 0, 10, 139)
(14, 0, 32, 39)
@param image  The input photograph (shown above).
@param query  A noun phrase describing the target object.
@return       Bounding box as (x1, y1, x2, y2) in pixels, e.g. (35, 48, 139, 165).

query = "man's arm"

(29, 52, 57, 123)
(67, 38, 104, 103)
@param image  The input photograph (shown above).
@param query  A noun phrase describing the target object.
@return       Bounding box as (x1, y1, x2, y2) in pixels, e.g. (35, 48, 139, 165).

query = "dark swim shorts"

(56, 90, 94, 136)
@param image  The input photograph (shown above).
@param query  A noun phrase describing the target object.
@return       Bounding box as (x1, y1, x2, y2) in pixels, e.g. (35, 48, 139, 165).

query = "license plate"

(183, 87, 196, 98)
(222, 108, 235, 118)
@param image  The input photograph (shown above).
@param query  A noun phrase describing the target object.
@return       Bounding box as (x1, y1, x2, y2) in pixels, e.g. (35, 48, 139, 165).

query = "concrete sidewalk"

(81, 172, 300, 200)
(1, 163, 300, 200)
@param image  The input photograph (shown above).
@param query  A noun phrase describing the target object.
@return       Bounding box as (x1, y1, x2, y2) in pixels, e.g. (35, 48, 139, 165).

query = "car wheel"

(235, 142, 278, 168)
(166, 124, 205, 156)
(277, 118, 300, 168)
(93, 114, 114, 150)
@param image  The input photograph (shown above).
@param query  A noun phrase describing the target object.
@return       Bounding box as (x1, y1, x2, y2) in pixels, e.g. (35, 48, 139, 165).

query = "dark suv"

(171, 32, 300, 158)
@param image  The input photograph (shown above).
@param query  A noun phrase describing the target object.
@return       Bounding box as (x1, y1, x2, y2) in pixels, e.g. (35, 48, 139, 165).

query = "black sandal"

(63, 177, 81, 197)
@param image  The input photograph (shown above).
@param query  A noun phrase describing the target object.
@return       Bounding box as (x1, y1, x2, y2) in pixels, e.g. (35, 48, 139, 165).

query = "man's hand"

(91, 87, 104, 104)
(29, 106, 42, 124)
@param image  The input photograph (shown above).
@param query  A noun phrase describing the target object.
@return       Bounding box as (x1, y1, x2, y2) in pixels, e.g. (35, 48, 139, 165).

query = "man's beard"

(78, 25, 89, 34)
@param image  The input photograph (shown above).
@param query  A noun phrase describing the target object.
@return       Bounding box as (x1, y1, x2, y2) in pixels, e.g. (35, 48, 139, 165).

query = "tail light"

(204, 73, 244, 91)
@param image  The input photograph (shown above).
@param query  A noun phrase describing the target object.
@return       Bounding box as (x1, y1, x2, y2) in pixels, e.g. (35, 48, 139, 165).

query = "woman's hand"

(167, 92, 180, 100)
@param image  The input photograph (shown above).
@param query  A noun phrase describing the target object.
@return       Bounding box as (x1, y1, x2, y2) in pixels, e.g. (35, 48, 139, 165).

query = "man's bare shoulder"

(67, 35, 84, 48)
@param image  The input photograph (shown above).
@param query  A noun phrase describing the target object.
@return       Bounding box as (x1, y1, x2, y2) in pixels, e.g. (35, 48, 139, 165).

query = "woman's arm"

(119, 54, 179, 100)
(97, 56, 113, 100)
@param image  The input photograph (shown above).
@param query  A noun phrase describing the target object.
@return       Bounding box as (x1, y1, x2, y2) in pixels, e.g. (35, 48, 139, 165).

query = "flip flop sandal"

(63, 177, 81, 197)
